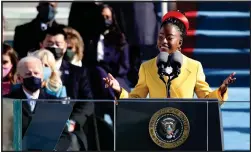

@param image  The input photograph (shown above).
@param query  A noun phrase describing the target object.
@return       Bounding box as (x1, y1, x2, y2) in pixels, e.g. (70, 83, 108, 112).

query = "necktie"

(28, 98, 36, 112)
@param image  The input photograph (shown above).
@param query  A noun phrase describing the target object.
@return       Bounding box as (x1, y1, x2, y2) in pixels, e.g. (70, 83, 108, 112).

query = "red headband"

(161, 11, 189, 31)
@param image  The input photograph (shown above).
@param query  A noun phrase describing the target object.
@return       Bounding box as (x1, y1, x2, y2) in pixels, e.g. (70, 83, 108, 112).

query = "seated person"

(63, 27, 84, 67)
(40, 25, 94, 150)
(2, 43, 19, 95)
(4, 56, 80, 151)
(29, 49, 67, 98)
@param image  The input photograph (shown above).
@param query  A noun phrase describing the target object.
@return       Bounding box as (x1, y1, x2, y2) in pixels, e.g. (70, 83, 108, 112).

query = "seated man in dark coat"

(13, 1, 59, 58)
(4, 56, 80, 151)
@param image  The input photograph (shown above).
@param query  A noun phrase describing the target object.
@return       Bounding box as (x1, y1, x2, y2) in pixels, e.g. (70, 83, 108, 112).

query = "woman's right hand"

(103, 73, 121, 93)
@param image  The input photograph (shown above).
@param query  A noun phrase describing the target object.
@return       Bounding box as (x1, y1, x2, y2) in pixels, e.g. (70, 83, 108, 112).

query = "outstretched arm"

(103, 64, 149, 98)
(195, 62, 236, 104)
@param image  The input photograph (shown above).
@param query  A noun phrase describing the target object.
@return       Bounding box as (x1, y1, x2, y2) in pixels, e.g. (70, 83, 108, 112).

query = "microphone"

(156, 51, 183, 98)
(157, 52, 169, 77)
(157, 52, 171, 98)
(169, 51, 183, 76)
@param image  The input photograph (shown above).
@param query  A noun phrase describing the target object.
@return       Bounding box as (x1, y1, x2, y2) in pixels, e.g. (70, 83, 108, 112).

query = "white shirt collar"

(23, 87, 40, 99)
(71, 57, 82, 67)
(56, 58, 63, 70)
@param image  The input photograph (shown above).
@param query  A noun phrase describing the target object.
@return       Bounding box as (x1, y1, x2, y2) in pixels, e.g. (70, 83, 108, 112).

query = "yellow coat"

(120, 54, 228, 104)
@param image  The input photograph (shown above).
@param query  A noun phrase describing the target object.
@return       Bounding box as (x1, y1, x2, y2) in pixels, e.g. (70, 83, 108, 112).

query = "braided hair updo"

(161, 11, 187, 40)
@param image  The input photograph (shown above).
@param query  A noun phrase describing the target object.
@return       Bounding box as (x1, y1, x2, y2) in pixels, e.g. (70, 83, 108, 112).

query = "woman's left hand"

(220, 72, 236, 95)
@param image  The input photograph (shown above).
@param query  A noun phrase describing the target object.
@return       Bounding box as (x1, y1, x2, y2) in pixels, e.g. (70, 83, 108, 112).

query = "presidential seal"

(149, 107, 190, 149)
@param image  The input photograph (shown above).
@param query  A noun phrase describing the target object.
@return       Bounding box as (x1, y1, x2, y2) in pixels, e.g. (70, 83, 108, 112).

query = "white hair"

(16, 56, 43, 76)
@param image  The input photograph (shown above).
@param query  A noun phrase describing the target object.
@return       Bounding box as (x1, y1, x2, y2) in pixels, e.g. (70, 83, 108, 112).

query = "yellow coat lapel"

(150, 55, 191, 98)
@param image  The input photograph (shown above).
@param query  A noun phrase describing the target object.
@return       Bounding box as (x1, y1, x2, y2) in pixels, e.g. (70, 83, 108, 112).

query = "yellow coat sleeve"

(120, 64, 149, 98)
(194, 62, 228, 104)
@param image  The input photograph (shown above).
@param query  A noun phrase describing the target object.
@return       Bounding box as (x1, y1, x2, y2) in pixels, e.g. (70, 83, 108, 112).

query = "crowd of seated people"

(2, 1, 133, 151)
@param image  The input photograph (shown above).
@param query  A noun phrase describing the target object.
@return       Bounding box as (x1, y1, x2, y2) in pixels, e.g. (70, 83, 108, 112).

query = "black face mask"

(38, 4, 56, 23)
(46, 47, 64, 60)
(23, 76, 42, 93)
(105, 19, 113, 28)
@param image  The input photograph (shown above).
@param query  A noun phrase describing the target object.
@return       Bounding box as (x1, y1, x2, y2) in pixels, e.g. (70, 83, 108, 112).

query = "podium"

(115, 99, 224, 151)
(10, 99, 115, 151)
(9, 98, 223, 151)
(22, 102, 73, 150)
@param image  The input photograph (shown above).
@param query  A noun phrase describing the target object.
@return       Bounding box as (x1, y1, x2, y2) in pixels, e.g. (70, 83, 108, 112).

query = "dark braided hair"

(161, 11, 187, 40)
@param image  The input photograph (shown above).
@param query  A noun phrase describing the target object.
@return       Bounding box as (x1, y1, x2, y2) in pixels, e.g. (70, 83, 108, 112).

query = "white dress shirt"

(71, 56, 82, 67)
(97, 34, 105, 62)
(55, 58, 63, 70)
(97, 34, 117, 63)
(23, 88, 40, 112)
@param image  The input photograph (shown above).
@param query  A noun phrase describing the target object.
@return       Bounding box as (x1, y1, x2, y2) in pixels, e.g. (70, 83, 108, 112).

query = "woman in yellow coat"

(103, 11, 236, 104)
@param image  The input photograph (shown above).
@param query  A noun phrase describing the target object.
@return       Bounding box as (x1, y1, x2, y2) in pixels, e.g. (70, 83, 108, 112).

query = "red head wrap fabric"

(161, 11, 189, 31)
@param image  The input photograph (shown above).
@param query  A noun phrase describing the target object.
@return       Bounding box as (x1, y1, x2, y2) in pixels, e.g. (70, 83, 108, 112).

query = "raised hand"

(103, 73, 121, 93)
(220, 72, 236, 95)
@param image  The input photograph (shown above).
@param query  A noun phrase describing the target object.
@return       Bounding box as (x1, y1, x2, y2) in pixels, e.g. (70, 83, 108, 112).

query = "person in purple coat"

(88, 4, 130, 99)
(87, 4, 130, 123)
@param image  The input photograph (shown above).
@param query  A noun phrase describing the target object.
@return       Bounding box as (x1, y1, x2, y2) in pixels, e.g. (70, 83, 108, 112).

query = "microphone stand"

(159, 69, 180, 98)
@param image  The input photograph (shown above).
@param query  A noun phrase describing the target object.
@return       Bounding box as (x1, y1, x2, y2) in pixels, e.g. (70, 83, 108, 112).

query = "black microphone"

(157, 52, 169, 77)
(157, 52, 171, 98)
(157, 51, 183, 98)
(169, 51, 183, 76)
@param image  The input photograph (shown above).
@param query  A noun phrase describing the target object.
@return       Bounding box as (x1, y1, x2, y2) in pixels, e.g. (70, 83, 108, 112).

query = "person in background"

(2, 43, 19, 95)
(63, 27, 84, 67)
(84, 4, 130, 127)
(40, 26, 94, 150)
(30, 49, 67, 98)
(68, 2, 104, 66)
(106, 2, 161, 87)
(4, 56, 80, 151)
(95, 4, 130, 93)
(13, 1, 59, 58)
(5, 56, 53, 138)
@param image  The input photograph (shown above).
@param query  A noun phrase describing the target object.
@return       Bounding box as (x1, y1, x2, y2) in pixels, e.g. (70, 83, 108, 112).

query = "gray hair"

(16, 56, 43, 76)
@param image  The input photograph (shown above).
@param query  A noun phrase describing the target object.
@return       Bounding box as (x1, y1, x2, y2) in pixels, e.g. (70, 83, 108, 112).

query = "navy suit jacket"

(59, 60, 94, 149)
(4, 87, 57, 138)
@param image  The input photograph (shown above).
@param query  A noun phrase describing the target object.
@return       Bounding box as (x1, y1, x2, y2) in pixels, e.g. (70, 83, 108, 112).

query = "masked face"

(19, 60, 43, 93)
(102, 7, 113, 29)
(105, 19, 113, 28)
(38, 3, 56, 23)
(43, 67, 52, 81)
(42, 34, 67, 60)
(2, 55, 13, 78)
(23, 76, 42, 92)
(46, 46, 64, 60)
(3, 66, 12, 78)
(64, 48, 76, 62)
